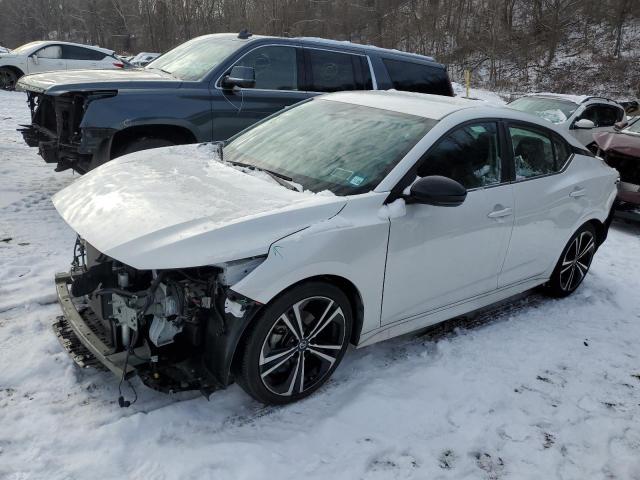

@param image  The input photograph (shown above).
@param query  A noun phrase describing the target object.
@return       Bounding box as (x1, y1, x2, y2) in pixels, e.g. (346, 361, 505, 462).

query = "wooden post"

(464, 69, 471, 98)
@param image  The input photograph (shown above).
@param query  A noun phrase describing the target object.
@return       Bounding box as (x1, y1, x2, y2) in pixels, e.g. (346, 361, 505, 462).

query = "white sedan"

(52, 91, 618, 405)
(0, 41, 125, 90)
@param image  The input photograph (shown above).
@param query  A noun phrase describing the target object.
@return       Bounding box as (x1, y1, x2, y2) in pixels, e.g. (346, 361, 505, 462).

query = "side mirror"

(574, 118, 595, 129)
(407, 176, 467, 207)
(614, 120, 628, 131)
(30, 54, 39, 65)
(222, 66, 256, 90)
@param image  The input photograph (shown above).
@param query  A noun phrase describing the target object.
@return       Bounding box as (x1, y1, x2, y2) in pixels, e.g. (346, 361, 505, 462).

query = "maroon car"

(594, 118, 640, 220)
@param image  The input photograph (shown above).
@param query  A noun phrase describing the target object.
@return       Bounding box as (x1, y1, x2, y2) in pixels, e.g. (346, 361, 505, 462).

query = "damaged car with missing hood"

(53, 91, 617, 406)
(593, 117, 640, 220)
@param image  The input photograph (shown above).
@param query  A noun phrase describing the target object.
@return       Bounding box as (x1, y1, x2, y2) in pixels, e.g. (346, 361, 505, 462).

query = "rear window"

(382, 58, 452, 96)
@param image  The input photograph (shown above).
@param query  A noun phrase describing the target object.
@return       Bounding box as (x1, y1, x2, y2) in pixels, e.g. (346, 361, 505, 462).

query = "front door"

(211, 45, 309, 141)
(571, 104, 625, 147)
(28, 45, 66, 74)
(382, 121, 514, 325)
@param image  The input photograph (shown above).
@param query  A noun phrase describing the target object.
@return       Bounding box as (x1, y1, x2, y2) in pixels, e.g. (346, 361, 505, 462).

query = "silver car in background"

(508, 93, 625, 148)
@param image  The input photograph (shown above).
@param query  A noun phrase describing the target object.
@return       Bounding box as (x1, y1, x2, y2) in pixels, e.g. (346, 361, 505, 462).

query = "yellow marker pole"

(464, 69, 470, 98)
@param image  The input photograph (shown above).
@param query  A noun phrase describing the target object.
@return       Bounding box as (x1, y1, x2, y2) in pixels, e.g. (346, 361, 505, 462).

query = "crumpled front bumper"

(54, 272, 135, 378)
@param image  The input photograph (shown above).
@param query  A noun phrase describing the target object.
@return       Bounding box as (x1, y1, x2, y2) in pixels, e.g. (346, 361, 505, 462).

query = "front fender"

(80, 88, 212, 142)
(232, 193, 390, 338)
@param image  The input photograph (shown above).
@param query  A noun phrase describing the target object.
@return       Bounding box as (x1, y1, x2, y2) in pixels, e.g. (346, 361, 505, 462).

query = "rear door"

(499, 122, 578, 286)
(61, 45, 107, 70)
(211, 44, 308, 141)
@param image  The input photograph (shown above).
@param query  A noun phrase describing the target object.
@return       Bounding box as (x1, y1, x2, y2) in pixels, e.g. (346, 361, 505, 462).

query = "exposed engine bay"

(57, 237, 264, 405)
(19, 90, 116, 173)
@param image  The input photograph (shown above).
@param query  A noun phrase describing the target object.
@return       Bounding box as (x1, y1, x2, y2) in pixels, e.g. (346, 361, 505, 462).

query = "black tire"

(544, 223, 597, 298)
(0, 67, 18, 91)
(113, 137, 175, 159)
(238, 282, 353, 405)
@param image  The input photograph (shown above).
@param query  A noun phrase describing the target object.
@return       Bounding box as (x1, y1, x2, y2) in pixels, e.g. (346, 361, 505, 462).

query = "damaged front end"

(54, 237, 264, 398)
(18, 90, 116, 173)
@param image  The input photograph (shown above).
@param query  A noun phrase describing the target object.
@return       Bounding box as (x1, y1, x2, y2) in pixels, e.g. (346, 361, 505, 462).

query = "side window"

(234, 46, 298, 90)
(418, 122, 502, 189)
(598, 106, 622, 127)
(307, 49, 363, 92)
(510, 126, 558, 179)
(579, 105, 624, 127)
(382, 58, 451, 96)
(61, 45, 105, 60)
(36, 45, 62, 59)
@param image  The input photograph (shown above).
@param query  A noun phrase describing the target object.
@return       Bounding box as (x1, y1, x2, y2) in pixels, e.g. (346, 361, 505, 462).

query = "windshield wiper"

(225, 160, 300, 191)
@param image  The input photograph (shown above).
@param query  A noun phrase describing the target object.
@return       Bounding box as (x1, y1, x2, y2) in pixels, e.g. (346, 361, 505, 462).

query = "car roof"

(23, 40, 114, 55)
(294, 37, 438, 64)
(521, 92, 621, 107)
(321, 90, 481, 119)
(191, 32, 442, 67)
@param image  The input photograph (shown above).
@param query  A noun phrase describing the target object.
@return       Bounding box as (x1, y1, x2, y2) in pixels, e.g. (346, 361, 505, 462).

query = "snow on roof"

(322, 90, 479, 120)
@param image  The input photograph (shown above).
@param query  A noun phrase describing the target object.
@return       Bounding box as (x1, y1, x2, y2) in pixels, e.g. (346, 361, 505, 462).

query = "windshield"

(508, 97, 579, 124)
(224, 99, 436, 195)
(11, 41, 44, 54)
(146, 35, 244, 81)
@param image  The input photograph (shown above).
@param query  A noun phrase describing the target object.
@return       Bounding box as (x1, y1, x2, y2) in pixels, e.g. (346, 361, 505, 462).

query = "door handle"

(487, 207, 513, 219)
(569, 188, 586, 198)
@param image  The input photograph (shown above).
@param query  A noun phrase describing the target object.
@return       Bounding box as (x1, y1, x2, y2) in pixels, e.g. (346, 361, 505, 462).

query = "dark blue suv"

(18, 31, 453, 173)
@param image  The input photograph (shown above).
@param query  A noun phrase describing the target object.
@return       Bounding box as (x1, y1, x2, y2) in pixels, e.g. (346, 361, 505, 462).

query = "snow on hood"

(53, 144, 346, 269)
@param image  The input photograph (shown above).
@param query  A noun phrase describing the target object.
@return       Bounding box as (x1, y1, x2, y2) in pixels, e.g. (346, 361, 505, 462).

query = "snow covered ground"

(1, 89, 640, 480)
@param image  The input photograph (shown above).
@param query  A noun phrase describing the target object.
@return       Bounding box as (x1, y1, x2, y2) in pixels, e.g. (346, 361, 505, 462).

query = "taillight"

(113, 62, 124, 68)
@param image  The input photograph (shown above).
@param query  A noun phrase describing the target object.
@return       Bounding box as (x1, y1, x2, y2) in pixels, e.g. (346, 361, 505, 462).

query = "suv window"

(307, 49, 366, 92)
(234, 46, 299, 91)
(36, 45, 62, 59)
(418, 122, 502, 189)
(383, 58, 452, 96)
(509, 126, 569, 179)
(579, 105, 624, 127)
(61, 45, 106, 61)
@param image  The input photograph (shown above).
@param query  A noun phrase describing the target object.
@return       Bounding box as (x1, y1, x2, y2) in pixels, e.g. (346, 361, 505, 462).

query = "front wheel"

(544, 224, 597, 297)
(238, 282, 352, 405)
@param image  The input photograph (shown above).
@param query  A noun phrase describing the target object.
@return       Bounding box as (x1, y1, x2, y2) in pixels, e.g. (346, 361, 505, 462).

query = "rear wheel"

(545, 224, 597, 297)
(0, 67, 18, 91)
(238, 282, 352, 405)
(113, 137, 175, 159)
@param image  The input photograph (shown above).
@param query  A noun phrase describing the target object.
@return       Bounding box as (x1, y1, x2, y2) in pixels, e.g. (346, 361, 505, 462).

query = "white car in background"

(52, 91, 617, 405)
(508, 93, 626, 148)
(0, 41, 126, 90)
(130, 52, 160, 67)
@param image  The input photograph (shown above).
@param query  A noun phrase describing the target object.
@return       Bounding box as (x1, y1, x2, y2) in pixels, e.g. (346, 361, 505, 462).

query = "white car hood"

(53, 144, 346, 269)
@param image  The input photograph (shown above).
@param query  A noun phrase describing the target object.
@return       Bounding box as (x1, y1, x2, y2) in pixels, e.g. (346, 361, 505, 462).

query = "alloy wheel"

(259, 296, 346, 397)
(559, 230, 595, 292)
